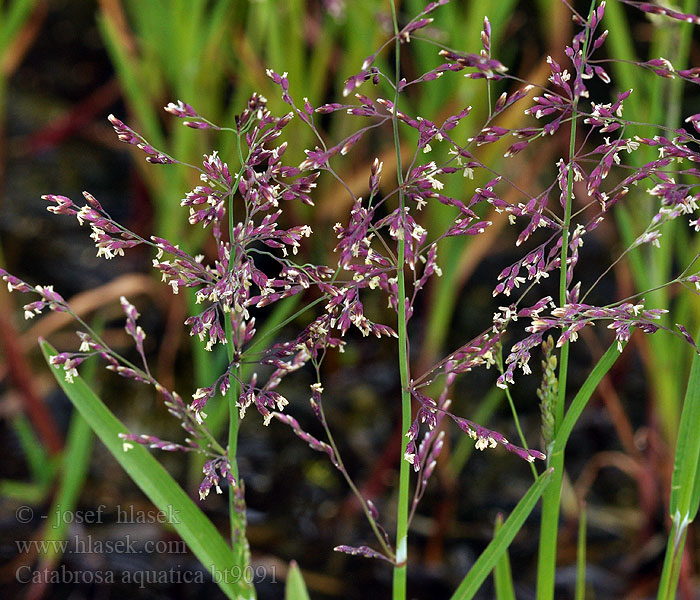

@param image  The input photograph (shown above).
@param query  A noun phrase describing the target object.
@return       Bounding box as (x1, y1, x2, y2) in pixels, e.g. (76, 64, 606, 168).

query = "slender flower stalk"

(389, 3, 412, 598)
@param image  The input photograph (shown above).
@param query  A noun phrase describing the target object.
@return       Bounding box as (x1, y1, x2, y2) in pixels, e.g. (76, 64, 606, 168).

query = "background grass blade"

(37, 349, 98, 566)
(285, 561, 311, 600)
(668, 335, 700, 522)
(0, 0, 39, 56)
(492, 514, 516, 600)
(39, 410, 93, 564)
(576, 502, 587, 600)
(657, 332, 700, 600)
(39, 339, 253, 600)
(450, 469, 553, 600)
(9, 414, 55, 486)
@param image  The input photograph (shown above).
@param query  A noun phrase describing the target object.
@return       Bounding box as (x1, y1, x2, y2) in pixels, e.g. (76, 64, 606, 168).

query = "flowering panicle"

(1, 267, 225, 473)
(333, 545, 393, 562)
(619, 1, 700, 25)
(234, 92, 269, 132)
(199, 457, 236, 500)
(8, 0, 700, 580)
(238, 378, 289, 425)
(43, 192, 145, 260)
(120, 296, 149, 373)
(7, 93, 351, 503)
(451, 415, 546, 463)
(403, 385, 546, 464)
(438, 48, 508, 80)
(108, 114, 174, 164)
(414, 419, 445, 493)
(531, 301, 668, 346)
(496, 297, 684, 389)
(118, 433, 196, 453)
(272, 412, 338, 466)
(405, 389, 449, 475)
(493, 241, 557, 298)
(164, 100, 220, 130)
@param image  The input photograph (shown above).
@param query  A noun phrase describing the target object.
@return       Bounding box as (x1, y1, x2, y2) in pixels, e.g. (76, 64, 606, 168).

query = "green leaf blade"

(450, 469, 554, 600)
(285, 561, 311, 600)
(669, 339, 700, 522)
(40, 339, 254, 600)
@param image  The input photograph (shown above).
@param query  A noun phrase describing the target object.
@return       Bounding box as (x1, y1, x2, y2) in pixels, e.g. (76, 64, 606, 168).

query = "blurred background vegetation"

(1, 0, 699, 598)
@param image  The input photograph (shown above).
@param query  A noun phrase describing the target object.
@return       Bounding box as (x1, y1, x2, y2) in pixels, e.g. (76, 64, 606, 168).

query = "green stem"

(393, 243, 411, 599)
(575, 502, 588, 600)
(390, 2, 411, 599)
(537, 344, 569, 600)
(224, 135, 254, 597)
(657, 525, 686, 600)
(225, 317, 250, 578)
(537, 3, 595, 597)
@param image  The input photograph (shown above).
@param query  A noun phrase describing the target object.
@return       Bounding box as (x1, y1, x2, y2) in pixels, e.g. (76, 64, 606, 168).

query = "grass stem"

(390, 3, 411, 599)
